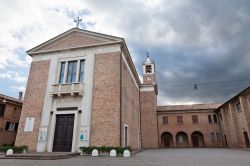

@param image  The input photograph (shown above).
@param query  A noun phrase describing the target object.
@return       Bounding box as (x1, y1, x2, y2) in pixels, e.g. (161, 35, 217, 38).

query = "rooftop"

(157, 103, 221, 112)
(0, 93, 23, 104)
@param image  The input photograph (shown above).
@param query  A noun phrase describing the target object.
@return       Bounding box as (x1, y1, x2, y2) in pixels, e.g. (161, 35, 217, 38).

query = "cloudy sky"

(0, 0, 250, 105)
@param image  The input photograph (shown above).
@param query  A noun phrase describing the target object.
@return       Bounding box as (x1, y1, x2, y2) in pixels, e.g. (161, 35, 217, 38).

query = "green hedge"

(0, 145, 28, 153)
(79, 146, 131, 154)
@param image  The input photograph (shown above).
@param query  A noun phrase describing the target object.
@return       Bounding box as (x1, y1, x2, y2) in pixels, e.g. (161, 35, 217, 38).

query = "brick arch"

(176, 131, 189, 148)
(191, 131, 205, 148)
(161, 132, 174, 148)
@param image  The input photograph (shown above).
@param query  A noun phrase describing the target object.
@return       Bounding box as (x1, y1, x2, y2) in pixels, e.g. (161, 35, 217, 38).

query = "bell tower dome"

(142, 52, 156, 84)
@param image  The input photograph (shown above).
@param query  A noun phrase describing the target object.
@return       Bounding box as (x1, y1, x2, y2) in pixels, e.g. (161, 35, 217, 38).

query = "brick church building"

(15, 27, 250, 152)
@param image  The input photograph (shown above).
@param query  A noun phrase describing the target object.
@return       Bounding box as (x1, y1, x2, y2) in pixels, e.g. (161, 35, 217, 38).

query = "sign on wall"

(80, 127, 88, 141)
(39, 127, 47, 141)
(24, 117, 35, 132)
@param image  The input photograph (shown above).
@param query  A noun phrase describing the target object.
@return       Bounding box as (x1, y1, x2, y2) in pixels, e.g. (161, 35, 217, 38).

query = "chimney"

(18, 92, 23, 100)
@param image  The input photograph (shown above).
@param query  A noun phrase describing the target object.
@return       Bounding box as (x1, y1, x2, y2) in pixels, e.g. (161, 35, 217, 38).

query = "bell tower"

(140, 52, 158, 148)
(142, 52, 156, 84)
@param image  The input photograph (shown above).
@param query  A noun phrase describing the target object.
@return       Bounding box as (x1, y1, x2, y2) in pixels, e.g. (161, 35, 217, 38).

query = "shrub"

(0, 145, 28, 154)
(79, 146, 131, 155)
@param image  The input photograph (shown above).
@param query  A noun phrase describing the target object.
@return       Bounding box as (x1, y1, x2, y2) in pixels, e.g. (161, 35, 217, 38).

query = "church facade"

(15, 28, 250, 152)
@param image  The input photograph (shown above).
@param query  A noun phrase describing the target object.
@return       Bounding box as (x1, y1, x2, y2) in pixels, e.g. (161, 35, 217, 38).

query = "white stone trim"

(78, 50, 95, 147)
(27, 28, 123, 55)
(32, 45, 121, 62)
(36, 45, 111, 152)
(121, 52, 139, 89)
(63, 61, 68, 83)
(140, 86, 154, 92)
(37, 57, 58, 152)
(46, 110, 79, 152)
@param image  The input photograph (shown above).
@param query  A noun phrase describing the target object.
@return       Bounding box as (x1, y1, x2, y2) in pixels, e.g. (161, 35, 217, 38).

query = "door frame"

(192, 135, 199, 147)
(52, 114, 75, 152)
(243, 132, 250, 148)
(47, 111, 78, 152)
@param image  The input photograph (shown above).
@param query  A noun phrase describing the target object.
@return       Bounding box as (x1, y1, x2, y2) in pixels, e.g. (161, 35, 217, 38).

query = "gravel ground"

(0, 148, 250, 166)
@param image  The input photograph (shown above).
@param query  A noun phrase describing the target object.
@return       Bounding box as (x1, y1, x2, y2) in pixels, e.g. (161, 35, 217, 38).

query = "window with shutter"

(213, 114, 218, 123)
(208, 115, 212, 123)
(162, 116, 168, 125)
(0, 103, 6, 117)
(177, 116, 183, 124)
(192, 115, 198, 124)
(5, 122, 10, 130)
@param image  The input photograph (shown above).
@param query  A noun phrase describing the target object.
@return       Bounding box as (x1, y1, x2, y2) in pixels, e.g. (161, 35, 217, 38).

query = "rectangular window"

(79, 60, 85, 83)
(177, 116, 183, 124)
(66, 61, 77, 83)
(211, 133, 215, 142)
(236, 103, 242, 113)
(5, 122, 16, 131)
(213, 114, 218, 123)
(208, 115, 212, 123)
(0, 103, 6, 117)
(192, 115, 198, 124)
(216, 133, 221, 142)
(162, 116, 168, 125)
(124, 125, 128, 147)
(59, 62, 65, 84)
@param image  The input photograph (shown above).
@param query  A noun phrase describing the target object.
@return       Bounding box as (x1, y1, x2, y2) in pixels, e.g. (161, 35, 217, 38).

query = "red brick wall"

(90, 52, 121, 147)
(121, 60, 140, 149)
(0, 102, 22, 145)
(140, 90, 158, 148)
(220, 92, 250, 148)
(15, 60, 50, 151)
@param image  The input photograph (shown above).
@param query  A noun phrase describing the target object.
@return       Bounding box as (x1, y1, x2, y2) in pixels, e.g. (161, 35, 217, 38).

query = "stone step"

(4, 152, 80, 160)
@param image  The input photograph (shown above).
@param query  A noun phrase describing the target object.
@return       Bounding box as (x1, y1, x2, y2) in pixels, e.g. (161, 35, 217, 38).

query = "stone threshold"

(1, 152, 80, 160)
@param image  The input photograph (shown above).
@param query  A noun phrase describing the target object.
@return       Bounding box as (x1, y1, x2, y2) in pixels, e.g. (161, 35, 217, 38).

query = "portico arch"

(161, 132, 174, 148)
(176, 131, 189, 148)
(191, 131, 205, 148)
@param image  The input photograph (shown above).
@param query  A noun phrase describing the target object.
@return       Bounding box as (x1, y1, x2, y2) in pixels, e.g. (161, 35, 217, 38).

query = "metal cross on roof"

(74, 16, 82, 28)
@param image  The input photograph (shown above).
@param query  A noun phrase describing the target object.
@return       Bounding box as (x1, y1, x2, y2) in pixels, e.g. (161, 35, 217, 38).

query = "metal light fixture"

(194, 84, 198, 90)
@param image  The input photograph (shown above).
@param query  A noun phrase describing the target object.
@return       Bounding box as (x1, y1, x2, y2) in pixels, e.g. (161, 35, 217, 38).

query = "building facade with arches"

(157, 104, 224, 148)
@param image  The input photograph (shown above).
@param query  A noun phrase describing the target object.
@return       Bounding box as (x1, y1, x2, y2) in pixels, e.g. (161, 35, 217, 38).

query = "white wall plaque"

(24, 117, 35, 132)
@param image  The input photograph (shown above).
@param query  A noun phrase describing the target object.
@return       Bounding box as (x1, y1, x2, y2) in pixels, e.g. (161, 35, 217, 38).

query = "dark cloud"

(3, 0, 250, 104)
(116, 0, 250, 105)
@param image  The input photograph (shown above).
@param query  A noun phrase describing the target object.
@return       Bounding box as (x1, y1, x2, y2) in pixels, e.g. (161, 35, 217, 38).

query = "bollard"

(123, 150, 130, 157)
(92, 149, 98, 157)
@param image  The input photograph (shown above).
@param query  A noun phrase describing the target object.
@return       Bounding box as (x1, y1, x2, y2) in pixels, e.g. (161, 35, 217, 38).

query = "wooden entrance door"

(192, 135, 199, 147)
(53, 114, 75, 152)
(164, 136, 171, 147)
(243, 132, 250, 148)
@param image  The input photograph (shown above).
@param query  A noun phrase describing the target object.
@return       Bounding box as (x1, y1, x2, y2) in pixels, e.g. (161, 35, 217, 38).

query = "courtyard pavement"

(0, 148, 250, 166)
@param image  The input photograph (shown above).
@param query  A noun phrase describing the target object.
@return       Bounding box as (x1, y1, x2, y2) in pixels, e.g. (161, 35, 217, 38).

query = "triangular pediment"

(27, 28, 123, 55)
